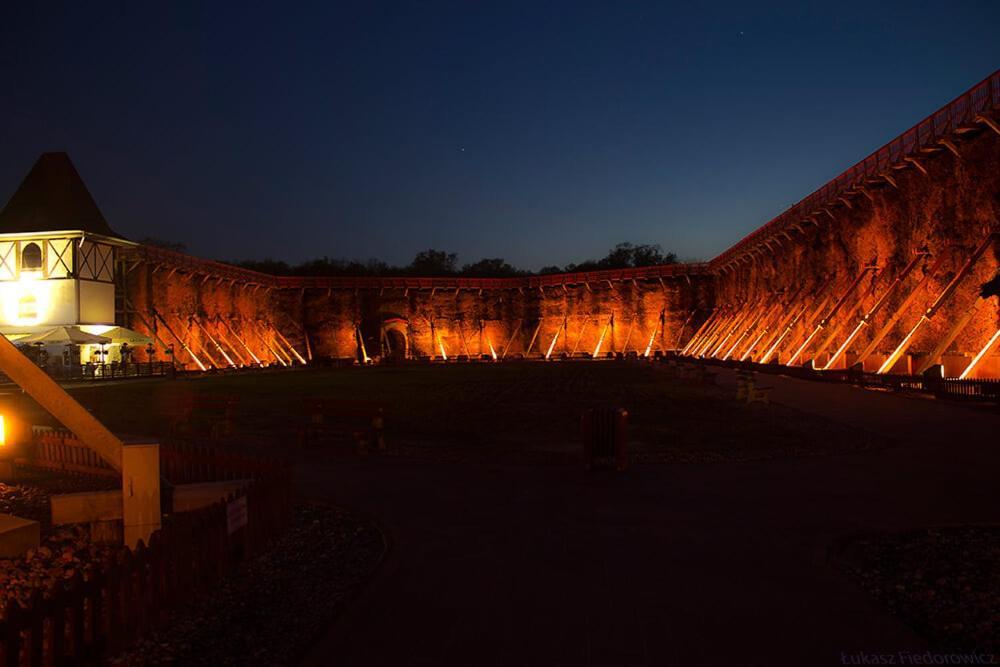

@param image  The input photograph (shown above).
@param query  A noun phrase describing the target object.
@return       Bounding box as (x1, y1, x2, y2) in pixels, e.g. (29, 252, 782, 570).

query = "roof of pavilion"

(0, 152, 124, 239)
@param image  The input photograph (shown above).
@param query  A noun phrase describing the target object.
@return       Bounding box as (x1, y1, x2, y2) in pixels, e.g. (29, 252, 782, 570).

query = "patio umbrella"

(96, 326, 153, 346)
(16, 326, 111, 345)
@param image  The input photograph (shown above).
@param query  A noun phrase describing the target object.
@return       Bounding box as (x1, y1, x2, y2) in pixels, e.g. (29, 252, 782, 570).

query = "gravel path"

(109, 503, 385, 666)
(834, 526, 1000, 653)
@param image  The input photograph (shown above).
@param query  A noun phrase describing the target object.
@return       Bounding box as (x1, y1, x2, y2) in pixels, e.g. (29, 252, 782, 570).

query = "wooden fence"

(674, 356, 1000, 403)
(0, 443, 292, 666)
(21, 428, 117, 479)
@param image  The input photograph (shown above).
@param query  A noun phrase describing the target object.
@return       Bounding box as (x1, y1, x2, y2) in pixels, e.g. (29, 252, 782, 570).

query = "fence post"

(2, 600, 23, 667)
(28, 589, 43, 667)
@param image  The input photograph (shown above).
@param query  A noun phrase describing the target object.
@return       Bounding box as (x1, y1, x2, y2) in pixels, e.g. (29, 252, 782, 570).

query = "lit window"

(21, 243, 42, 271)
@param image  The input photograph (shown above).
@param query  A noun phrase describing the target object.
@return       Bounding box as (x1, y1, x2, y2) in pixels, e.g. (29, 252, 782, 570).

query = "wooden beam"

(976, 114, 1000, 136)
(904, 156, 928, 175)
(856, 254, 947, 368)
(123, 443, 161, 549)
(917, 298, 982, 376)
(0, 334, 123, 471)
(51, 489, 122, 524)
(938, 138, 961, 158)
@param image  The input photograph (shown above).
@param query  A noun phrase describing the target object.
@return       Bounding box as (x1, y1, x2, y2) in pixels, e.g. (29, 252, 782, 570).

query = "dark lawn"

(17, 360, 888, 463)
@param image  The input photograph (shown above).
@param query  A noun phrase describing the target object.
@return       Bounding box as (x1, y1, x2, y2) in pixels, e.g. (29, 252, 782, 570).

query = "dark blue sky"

(2, 2, 999, 270)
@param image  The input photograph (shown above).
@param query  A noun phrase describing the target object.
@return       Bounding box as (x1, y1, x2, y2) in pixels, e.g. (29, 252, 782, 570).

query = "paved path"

(297, 369, 999, 667)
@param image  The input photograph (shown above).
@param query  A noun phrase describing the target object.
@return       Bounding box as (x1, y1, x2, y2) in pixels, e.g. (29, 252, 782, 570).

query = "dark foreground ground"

(36, 361, 1000, 665)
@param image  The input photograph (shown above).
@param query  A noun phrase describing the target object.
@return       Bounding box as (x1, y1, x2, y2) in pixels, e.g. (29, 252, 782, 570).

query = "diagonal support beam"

(0, 335, 124, 471)
(545, 320, 566, 359)
(213, 316, 251, 366)
(877, 233, 996, 374)
(221, 317, 263, 366)
(571, 317, 590, 355)
(856, 254, 947, 367)
(695, 308, 737, 357)
(524, 319, 543, 357)
(741, 287, 805, 362)
(620, 316, 637, 354)
(958, 325, 1000, 379)
(709, 301, 759, 359)
(823, 253, 928, 370)
(191, 316, 236, 367)
(593, 314, 613, 358)
(674, 309, 697, 350)
(680, 309, 718, 356)
(176, 316, 220, 369)
(269, 322, 307, 364)
(788, 267, 876, 366)
(501, 319, 522, 359)
(153, 310, 207, 371)
(760, 283, 831, 364)
(250, 320, 289, 366)
(915, 297, 983, 376)
(723, 300, 773, 361)
(736, 295, 791, 362)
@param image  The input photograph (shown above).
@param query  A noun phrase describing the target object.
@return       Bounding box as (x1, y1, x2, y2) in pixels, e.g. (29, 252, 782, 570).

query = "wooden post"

(123, 443, 161, 549)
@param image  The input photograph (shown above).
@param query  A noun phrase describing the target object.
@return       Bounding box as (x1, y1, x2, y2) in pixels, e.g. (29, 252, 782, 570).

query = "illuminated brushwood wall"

(532, 280, 710, 359)
(113, 127, 997, 376)
(120, 257, 709, 367)
(275, 277, 712, 361)
(713, 128, 1000, 378)
(123, 262, 287, 369)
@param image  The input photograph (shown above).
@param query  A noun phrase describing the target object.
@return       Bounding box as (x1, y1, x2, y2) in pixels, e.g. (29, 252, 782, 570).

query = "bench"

(581, 407, 628, 471)
(298, 398, 385, 452)
(736, 371, 772, 404)
(679, 364, 717, 385)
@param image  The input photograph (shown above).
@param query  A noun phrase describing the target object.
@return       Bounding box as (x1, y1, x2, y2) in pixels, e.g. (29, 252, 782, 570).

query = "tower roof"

(0, 152, 123, 238)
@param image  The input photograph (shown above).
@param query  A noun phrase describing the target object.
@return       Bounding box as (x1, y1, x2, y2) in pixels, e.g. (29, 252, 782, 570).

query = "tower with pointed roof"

(0, 152, 136, 369)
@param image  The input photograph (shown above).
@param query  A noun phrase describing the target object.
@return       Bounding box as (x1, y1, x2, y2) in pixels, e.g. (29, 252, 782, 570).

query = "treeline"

(229, 242, 677, 278)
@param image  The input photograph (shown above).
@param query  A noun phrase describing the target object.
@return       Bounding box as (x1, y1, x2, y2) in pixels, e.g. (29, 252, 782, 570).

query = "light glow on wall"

(0, 273, 58, 326)
(545, 324, 563, 360)
(643, 328, 657, 357)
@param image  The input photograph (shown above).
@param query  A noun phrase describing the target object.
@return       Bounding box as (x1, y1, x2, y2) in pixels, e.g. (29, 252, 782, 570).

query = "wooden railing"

(711, 69, 1000, 269)
(21, 427, 117, 478)
(676, 355, 1000, 402)
(0, 445, 292, 666)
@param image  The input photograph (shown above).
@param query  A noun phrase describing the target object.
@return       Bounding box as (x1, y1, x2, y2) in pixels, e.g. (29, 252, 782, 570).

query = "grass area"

(18, 360, 881, 463)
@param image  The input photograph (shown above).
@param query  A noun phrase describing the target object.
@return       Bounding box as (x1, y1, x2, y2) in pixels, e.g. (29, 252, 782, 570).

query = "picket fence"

(1, 439, 292, 666)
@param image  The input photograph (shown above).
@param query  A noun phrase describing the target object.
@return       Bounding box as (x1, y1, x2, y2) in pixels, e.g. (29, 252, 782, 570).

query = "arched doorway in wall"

(380, 315, 409, 362)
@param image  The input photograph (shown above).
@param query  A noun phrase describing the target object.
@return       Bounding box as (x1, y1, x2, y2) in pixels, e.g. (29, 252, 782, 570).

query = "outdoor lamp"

(0, 394, 26, 461)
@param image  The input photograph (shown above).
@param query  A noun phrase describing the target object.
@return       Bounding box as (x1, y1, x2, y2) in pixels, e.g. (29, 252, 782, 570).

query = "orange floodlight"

(958, 326, 1000, 379)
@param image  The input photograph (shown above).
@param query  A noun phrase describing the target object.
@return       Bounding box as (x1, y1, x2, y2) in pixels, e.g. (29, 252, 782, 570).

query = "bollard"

(582, 407, 628, 471)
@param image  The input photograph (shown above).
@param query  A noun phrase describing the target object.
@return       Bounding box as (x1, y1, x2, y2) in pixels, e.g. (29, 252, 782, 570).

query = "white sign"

(226, 496, 248, 535)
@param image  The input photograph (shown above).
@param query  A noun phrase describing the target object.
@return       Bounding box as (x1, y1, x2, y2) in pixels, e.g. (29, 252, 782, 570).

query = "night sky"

(2, 2, 999, 270)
